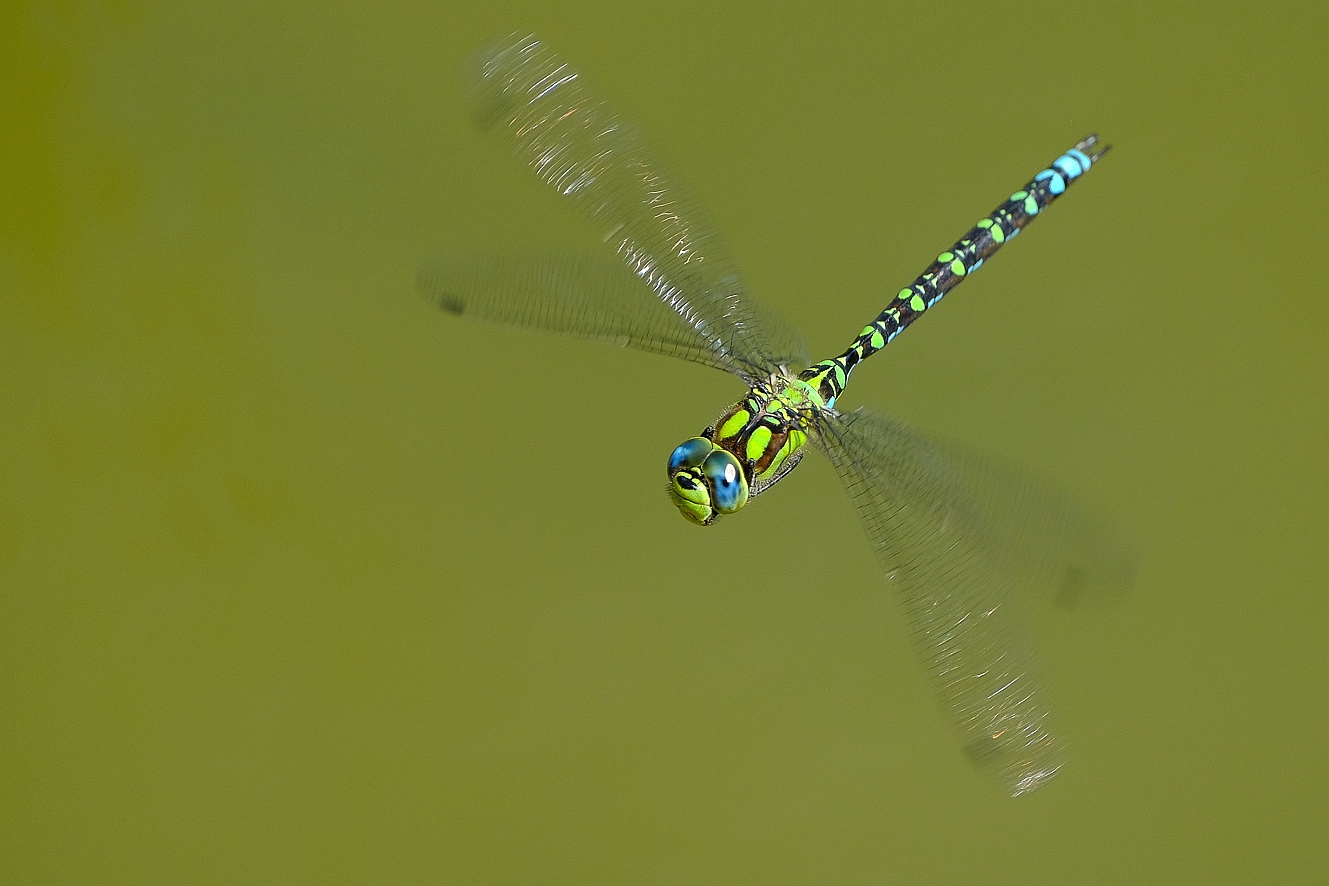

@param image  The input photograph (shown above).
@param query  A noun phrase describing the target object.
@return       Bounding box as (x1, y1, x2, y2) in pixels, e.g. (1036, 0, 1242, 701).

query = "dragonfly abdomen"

(800, 135, 1109, 405)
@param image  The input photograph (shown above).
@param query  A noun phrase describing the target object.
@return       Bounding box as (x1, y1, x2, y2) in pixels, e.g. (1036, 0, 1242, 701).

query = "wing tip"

(416, 265, 467, 316)
(964, 726, 1066, 797)
(463, 31, 543, 132)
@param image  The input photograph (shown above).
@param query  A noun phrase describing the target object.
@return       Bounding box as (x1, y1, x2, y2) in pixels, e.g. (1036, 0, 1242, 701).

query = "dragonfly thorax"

(666, 377, 821, 525)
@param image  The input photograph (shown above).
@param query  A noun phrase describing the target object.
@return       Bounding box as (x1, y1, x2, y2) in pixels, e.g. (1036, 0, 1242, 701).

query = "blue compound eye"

(702, 450, 749, 514)
(667, 437, 714, 474)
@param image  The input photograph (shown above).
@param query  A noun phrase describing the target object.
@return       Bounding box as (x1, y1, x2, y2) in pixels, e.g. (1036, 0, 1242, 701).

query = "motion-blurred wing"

(428, 32, 806, 382)
(940, 445, 1139, 611)
(814, 407, 1074, 795)
(418, 250, 762, 374)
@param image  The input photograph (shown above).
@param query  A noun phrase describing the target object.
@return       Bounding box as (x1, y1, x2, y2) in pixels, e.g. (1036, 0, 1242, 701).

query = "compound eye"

(702, 450, 748, 514)
(667, 437, 714, 475)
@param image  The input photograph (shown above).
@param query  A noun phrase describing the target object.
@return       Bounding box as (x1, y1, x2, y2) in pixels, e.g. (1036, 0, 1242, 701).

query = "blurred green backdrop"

(3, 0, 1326, 882)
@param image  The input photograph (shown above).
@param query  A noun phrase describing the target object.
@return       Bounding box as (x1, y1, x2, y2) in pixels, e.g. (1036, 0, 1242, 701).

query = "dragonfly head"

(666, 436, 748, 526)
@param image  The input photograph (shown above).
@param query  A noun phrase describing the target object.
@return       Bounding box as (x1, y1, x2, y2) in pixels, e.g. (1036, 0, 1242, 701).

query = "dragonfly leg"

(749, 450, 804, 497)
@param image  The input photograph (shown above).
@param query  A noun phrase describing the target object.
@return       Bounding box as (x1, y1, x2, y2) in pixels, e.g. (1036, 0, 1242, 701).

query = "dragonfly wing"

(418, 250, 751, 372)
(442, 32, 807, 382)
(938, 446, 1140, 610)
(812, 407, 1067, 796)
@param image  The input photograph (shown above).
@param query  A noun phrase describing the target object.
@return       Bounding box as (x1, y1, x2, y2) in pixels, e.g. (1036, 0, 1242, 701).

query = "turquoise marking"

(1067, 148, 1092, 170)
(1054, 153, 1085, 179)
(1035, 168, 1067, 195)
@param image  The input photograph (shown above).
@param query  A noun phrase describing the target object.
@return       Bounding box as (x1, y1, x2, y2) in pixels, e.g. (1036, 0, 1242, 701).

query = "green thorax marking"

(708, 374, 825, 494)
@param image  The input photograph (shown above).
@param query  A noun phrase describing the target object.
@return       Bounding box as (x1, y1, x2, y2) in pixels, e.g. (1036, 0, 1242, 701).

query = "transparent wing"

(418, 251, 756, 374)
(813, 407, 1087, 796)
(441, 32, 807, 382)
(940, 447, 1140, 611)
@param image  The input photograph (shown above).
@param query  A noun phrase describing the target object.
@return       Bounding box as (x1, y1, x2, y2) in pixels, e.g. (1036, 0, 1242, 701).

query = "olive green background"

(3, 0, 1325, 882)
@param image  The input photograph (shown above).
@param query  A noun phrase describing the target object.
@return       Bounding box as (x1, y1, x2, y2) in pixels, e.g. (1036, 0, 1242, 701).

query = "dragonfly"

(420, 33, 1131, 795)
